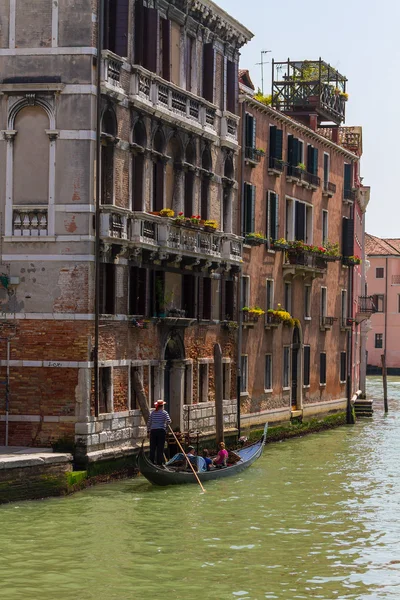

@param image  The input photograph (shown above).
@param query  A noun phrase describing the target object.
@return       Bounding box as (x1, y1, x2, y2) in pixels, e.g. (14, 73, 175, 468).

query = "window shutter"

(226, 60, 236, 114)
(274, 194, 279, 240)
(303, 346, 310, 386)
(134, 0, 144, 65)
(307, 144, 313, 173)
(275, 129, 283, 160)
(340, 352, 346, 382)
(144, 7, 158, 73)
(313, 148, 319, 176)
(269, 192, 278, 241)
(266, 192, 270, 239)
(297, 140, 303, 166)
(288, 135, 294, 165)
(324, 154, 329, 184)
(245, 114, 253, 148)
(270, 126, 277, 158)
(202, 43, 215, 103)
(320, 353, 326, 384)
(295, 201, 305, 241)
(252, 115, 256, 148)
(344, 163, 352, 193)
(250, 185, 256, 233)
(114, 0, 129, 58)
(342, 217, 354, 257)
(161, 18, 171, 81)
(222, 56, 227, 111)
(292, 137, 299, 166)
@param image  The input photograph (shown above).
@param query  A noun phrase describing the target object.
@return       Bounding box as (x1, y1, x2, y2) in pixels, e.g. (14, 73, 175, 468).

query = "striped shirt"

(147, 409, 171, 432)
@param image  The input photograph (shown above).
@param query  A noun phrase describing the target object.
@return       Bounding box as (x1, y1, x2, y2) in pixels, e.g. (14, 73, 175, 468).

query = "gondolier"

(147, 400, 171, 466)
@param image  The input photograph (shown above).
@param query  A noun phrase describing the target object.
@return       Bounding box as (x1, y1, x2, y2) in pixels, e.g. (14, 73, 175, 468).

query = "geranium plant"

(190, 215, 201, 225)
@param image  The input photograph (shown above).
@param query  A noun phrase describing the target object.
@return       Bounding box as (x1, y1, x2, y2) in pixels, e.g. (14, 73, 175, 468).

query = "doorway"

(291, 326, 301, 410)
(163, 334, 185, 431)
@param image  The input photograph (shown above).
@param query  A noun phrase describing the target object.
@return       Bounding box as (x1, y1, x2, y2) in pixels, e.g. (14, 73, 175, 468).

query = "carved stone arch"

(163, 331, 186, 361)
(101, 105, 118, 137)
(201, 145, 212, 171)
(166, 133, 184, 163)
(153, 126, 166, 154)
(132, 118, 147, 147)
(185, 138, 197, 166)
(8, 94, 56, 130)
(224, 151, 235, 180)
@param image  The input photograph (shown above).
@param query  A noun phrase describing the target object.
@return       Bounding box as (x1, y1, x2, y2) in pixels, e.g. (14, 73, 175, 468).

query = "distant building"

(238, 60, 369, 426)
(365, 235, 400, 375)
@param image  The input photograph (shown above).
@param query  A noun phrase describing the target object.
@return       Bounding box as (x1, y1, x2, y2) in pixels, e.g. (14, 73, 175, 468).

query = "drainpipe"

(346, 199, 355, 424)
(236, 99, 246, 438)
(94, 0, 104, 418)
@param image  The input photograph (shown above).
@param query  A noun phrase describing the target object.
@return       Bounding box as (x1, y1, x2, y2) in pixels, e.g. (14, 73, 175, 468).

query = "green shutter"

(275, 129, 283, 160)
(313, 148, 319, 176)
(250, 185, 256, 233)
(344, 163, 352, 193)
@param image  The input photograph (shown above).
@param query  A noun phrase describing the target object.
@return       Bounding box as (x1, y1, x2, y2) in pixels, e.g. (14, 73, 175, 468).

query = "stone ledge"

(0, 452, 72, 470)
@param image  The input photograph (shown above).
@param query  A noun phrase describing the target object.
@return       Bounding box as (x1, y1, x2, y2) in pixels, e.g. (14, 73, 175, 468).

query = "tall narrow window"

(103, 0, 129, 57)
(323, 153, 330, 186)
(322, 210, 328, 245)
(243, 183, 255, 234)
(202, 43, 215, 103)
(182, 274, 196, 318)
(340, 352, 347, 383)
(307, 144, 319, 175)
(241, 276, 250, 308)
(320, 353, 327, 385)
(132, 153, 144, 211)
(266, 191, 279, 241)
(341, 289, 347, 325)
(100, 263, 115, 314)
(266, 279, 274, 311)
(265, 355, 272, 391)
(344, 163, 353, 199)
(240, 355, 248, 393)
(245, 113, 256, 150)
(321, 287, 327, 318)
(226, 60, 236, 114)
(375, 333, 383, 348)
(160, 18, 171, 81)
(376, 267, 384, 279)
(185, 35, 194, 91)
(152, 160, 164, 212)
(202, 277, 212, 320)
(269, 126, 283, 170)
(99, 367, 112, 413)
(224, 280, 235, 321)
(283, 347, 290, 389)
(303, 346, 310, 386)
(342, 217, 354, 258)
(304, 285, 311, 318)
(372, 294, 385, 312)
(284, 282, 292, 314)
(129, 267, 147, 315)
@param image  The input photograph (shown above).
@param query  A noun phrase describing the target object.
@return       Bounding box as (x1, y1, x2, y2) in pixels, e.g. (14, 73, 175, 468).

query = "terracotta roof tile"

(365, 233, 400, 256)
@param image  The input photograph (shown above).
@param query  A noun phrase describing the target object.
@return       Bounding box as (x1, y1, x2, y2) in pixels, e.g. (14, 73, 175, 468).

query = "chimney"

(332, 127, 339, 144)
(309, 114, 318, 131)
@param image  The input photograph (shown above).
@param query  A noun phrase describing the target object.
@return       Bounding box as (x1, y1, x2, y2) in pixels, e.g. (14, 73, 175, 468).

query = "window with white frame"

(340, 352, 346, 383)
(285, 198, 313, 243)
(320, 353, 327, 385)
(321, 286, 327, 318)
(284, 282, 292, 314)
(266, 279, 274, 311)
(303, 345, 310, 386)
(323, 153, 330, 187)
(283, 347, 290, 389)
(264, 354, 272, 391)
(322, 210, 328, 245)
(240, 355, 248, 393)
(304, 284, 311, 319)
(241, 275, 250, 309)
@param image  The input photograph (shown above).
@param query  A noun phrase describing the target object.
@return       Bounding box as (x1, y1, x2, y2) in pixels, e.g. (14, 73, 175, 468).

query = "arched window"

(13, 106, 50, 206)
(166, 135, 183, 212)
(101, 108, 117, 205)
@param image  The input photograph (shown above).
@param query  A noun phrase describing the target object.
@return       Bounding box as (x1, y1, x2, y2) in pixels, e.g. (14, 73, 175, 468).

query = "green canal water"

(1, 377, 400, 600)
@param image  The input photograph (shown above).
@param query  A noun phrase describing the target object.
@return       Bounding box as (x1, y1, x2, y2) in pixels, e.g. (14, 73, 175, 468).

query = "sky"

(215, 0, 399, 239)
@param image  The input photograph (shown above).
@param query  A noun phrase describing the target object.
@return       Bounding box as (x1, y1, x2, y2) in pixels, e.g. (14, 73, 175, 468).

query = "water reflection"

(0, 377, 400, 599)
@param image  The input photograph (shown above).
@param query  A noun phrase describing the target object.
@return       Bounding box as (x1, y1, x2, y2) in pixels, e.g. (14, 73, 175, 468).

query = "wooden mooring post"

(381, 354, 388, 413)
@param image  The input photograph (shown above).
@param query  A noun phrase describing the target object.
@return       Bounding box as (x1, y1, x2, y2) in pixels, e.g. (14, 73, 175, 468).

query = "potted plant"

(204, 219, 218, 232)
(272, 237, 289, 251)
(159, 208, 174, 218)
(245, 232, 266, 246)
(189, 215, 202, 227)
(248, 306, 265, 322)
(344, 255, 362, 266)
(174, 212, 186, 225)
(297, 162, 306, 172)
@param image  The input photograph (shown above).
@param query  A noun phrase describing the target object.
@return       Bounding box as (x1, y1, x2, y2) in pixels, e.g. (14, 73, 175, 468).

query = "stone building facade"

(0, 0, 252, 458)
(237, 67, 367, 427)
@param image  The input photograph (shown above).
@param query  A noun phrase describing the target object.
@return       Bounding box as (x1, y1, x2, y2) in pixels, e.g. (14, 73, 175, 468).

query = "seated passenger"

(202, 449, 213, 471)
(213, 442, 229, 468)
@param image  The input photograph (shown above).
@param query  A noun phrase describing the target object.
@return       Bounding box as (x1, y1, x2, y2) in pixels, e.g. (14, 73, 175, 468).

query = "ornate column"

(169, 359, 186, 432)
(172, 163, 184, 215)
(2, 130, 17, 236)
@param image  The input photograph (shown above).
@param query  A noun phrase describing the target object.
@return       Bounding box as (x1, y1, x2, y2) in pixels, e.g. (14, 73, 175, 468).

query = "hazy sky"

(215, 0, 399, 239)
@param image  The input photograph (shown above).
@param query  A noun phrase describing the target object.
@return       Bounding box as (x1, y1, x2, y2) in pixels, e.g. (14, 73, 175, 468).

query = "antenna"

(255, 50, 271, 95)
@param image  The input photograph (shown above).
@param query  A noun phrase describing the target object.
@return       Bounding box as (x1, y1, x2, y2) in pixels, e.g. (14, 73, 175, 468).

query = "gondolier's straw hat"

(155, 400, 166, 407)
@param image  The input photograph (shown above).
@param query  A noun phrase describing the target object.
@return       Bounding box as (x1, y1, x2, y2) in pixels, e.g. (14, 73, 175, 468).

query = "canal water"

(1, 377, 400, 600)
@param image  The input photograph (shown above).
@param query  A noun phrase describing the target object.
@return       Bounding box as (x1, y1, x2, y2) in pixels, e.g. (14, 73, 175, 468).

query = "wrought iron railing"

(343, 188, 356, 202)
(268, 156, 284, 172)
(303, 171, 320, 188)
(358, 296, 376, 314)
(284, 250, 328, 271)
(245, 147, 262, 163)
(320, 315, 336, 328)
(323, 181, 336, 194)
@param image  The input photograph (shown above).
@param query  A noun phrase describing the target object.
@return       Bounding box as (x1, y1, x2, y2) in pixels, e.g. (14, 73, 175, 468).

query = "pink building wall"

(366, 254, 400, 371)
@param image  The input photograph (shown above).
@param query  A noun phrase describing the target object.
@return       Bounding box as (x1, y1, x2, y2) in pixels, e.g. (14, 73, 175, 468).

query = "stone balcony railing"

(100, 209, 243, 264)
(221, 112, 240, 147)
(130, 65, 219, 140)
(12, 206, 48, 237)
(101, 50, 123, 89)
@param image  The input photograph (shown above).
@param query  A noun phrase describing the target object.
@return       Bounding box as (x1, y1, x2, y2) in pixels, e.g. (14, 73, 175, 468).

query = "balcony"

(343, 188, 356, 203)
(12, 207, 48, 237)
(320, 316, 336, 331)
(322, 181, 336, 198)
(265, 312, 281, 329)
(341, 317, 353, 331)
(302, 171, 320, 190)
(221, 112, 240, 147)
(244, 147, 263, 167)
(130, 65, 218, 141)
(356, 296, 376, 323)
(101, 50, 124, 100)
(286, 166, 319, 189)
(100, 208, 243, 266)
(283, 250, 328, 279)
(268, 156, 284, 176)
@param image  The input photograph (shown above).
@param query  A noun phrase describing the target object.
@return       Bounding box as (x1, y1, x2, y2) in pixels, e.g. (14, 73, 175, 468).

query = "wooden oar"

(168, 425, 206, 493)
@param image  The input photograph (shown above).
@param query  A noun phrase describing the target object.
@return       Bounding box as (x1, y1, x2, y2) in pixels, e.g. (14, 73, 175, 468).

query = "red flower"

(179, 212, 184, 216)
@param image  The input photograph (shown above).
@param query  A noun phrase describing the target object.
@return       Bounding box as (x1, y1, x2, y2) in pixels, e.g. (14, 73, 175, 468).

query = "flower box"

(245, 236, 265, 247)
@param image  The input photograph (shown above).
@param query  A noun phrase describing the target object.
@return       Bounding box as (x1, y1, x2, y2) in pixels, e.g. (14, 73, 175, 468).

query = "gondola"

(137, 423, 268, 486)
